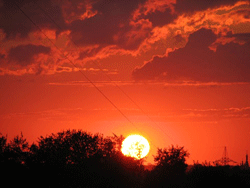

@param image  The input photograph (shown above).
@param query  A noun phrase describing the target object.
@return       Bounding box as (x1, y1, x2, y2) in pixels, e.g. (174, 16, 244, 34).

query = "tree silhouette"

(98, 133, 124, 158)
(154, 145, 189, 172)
(26, 130, 144, 187)
(0, 133, 31, 187)
(145, 145, 189, 188)
(5, 133, 29, 164)
(187, 164, 250, 188)
(0, 133, 7, 163)
(1, 130, 249, 187)
(27, 130, 105, 187)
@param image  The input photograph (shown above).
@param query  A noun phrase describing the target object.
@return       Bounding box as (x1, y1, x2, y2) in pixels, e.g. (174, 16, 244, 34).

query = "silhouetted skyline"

(1, 130, 250, 187)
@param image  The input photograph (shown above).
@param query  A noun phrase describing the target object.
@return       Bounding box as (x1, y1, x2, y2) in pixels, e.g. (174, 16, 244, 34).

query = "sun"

(121, 134, 150, 159)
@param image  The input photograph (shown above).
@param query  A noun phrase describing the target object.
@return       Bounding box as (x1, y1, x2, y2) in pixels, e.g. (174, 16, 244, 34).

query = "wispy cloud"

(182, 107, 250, 119)
(48, 80, 250, 87)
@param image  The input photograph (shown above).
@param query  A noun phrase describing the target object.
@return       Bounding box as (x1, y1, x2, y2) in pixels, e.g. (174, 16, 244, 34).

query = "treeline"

(0, 130, 249, 187)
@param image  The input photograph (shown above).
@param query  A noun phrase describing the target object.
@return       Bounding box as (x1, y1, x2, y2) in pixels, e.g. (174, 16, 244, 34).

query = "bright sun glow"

(121, 134, 150, 159)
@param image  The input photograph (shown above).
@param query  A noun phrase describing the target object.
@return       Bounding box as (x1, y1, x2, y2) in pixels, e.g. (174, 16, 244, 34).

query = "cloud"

(231, 33, 250, 43)
(68, 0, 248, 51)
(0, 0, 249, 76)
(0, 0, 66, 39)
(0, 53, 5, 59)
(174, 0, 244, 13)
(0, 108, 85, 122)
(69, 0, 148, 50)
(132, 28, 250, 82)
(182, 107, 250, 119)
(8, 44, 51, 66)
(133, 0, 176, 27)
(60, 0, 97, 23)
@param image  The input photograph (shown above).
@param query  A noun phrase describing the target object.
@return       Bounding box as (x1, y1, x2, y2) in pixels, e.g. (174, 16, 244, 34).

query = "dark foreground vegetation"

(1, 130, 249, 187)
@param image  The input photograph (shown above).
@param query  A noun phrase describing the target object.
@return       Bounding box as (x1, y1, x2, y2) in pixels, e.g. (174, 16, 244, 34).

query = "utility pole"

(213, 146, 237, 166)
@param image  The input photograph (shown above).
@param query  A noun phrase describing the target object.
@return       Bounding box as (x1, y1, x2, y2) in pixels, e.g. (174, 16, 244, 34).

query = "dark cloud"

(134, 5, 177, 27)
(1, 0, 149, 49)
(91, 0, 146, 16)
(9, 44, 51, 66)
(147, 10, 177, 27)
(60, 0, 89, 23)
(0, 0, 66, 39)
(70, 14, 117, 46)
(230, 33, 250, 43)
(0, 53, 5, 59)
(1, 0, 249, 67)
(1, 0, 247, 50)
(133, 28, 250, 82)
(69, 0, 147, 50)
(234, 8, 250, 19)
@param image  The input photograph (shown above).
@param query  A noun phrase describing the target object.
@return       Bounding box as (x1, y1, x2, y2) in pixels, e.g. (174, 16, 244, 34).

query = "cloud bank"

(0, 0, 249, 78)
(133, 28, 250, 82)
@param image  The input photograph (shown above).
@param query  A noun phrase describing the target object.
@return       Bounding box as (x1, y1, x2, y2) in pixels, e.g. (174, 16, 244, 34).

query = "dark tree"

(154, 145, 189, 173)
(1, 130, 250, 188)
(27, 130, 104, 187)
(25, 130, 144, 187)
(96, 133, 144, 187)
(186, 164, 250, 188)
(30, 130, 106, 165)
(0, 133, 30, 187)
(145, 145, 189, 188)
(97, 133, 124, 158)
(5, 133, 29, 164)
(0, 134, 7, 163)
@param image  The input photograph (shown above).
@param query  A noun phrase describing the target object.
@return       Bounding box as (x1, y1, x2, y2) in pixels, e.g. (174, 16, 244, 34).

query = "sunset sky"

(0, 0, 250, 164)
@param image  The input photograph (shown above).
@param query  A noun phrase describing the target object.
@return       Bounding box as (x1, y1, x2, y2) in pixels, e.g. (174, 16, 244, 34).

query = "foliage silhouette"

(0, 133, 31, 187)
(144, 145, 189, 187)
(0, 130, 250, 188)
(187, 163, 250, 187)
(0, 133, 7, 163)
(28, 130, 142, 187)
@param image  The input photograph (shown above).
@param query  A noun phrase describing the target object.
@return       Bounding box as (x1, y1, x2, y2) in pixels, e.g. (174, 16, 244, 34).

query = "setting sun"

(121, 134, 150, 159)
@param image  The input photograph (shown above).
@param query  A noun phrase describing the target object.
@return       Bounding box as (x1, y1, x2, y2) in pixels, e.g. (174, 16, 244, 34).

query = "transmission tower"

(213, 146, 237, 166)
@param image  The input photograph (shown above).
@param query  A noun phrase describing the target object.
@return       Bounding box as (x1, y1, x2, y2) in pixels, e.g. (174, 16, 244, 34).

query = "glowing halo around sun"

(121, 134, 150, 159)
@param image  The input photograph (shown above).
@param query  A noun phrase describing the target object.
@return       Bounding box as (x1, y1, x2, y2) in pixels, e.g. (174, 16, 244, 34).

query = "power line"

(12, 1, 160, 149)
(12, 1, 129, 125)
(13, 1, 197, 165)
(33, 1, 176, 144)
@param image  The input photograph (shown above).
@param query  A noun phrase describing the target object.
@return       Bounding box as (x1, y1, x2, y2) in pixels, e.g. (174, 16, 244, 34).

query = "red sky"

(0, 0, 250, 165)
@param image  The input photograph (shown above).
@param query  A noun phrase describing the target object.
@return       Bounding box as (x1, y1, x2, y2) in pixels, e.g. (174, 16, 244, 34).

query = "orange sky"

(0, 0, 250, 165)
